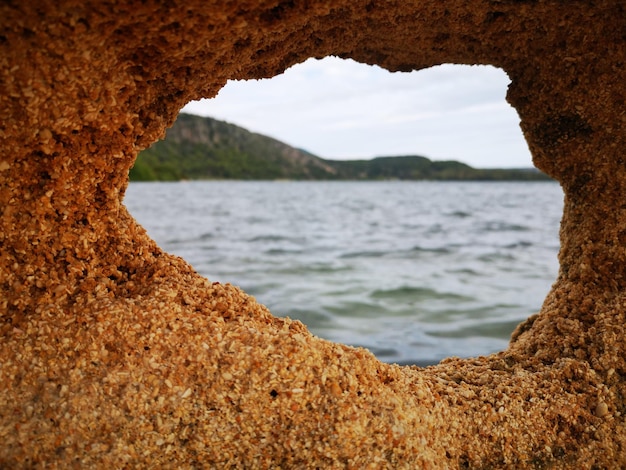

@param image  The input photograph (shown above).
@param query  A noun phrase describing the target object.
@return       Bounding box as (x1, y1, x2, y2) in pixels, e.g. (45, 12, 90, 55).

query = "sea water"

(124, 180, 563, 366)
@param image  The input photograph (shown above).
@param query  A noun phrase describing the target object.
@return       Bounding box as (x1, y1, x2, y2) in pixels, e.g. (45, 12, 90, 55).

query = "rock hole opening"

(126, 58, 562, 366)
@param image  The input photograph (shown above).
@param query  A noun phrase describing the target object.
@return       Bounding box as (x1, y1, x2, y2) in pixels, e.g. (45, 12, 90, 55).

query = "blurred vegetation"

(130, 113, 552, 182)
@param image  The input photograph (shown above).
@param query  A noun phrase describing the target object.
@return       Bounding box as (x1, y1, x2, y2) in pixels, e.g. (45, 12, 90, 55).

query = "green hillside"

(130, 113, 550, 182)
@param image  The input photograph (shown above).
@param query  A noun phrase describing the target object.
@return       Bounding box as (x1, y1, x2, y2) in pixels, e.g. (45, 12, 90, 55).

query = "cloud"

(182, 57, 532, 168)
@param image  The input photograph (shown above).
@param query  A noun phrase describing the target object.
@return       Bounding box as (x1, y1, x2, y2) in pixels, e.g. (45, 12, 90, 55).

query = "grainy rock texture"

(1, 0, 625, 467)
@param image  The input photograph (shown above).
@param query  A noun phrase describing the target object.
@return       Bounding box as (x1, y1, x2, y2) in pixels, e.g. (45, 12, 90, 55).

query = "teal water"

(125, 181, 563, 366)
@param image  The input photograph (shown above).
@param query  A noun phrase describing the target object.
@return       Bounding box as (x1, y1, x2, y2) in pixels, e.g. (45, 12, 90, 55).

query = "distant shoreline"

(131, 113, 552, 182)
(129, 177, 557, 183)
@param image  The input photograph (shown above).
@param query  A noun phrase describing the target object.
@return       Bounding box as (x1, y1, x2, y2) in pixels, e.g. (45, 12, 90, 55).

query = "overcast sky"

(182, 57, 534, 169)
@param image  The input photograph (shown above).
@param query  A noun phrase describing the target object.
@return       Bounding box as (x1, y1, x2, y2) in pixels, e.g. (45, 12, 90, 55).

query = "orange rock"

(0, 0, 625, 467)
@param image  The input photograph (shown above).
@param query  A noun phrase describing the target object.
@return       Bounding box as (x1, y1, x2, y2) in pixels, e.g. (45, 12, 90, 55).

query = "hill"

(130, 113, 551, 181)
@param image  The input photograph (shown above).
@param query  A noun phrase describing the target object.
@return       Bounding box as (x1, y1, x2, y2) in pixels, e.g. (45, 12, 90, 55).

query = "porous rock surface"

(1, 0, 625, 467)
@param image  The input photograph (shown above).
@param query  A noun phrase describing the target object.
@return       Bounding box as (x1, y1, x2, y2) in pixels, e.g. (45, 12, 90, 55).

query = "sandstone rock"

(1, 0, 624, 467)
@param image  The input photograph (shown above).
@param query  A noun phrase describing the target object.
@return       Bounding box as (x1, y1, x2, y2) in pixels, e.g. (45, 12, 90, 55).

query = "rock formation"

(1, 0, 624, 467)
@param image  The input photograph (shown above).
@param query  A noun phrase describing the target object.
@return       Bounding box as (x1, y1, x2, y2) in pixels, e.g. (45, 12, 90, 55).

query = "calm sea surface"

(125, 181, 563, 366)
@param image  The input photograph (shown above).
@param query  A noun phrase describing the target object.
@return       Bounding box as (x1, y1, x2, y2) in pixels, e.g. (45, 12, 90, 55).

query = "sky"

(182, 57, 534, 169)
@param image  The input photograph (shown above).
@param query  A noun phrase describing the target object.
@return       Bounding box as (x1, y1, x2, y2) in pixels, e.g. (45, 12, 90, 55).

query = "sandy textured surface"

(1, 0, 625, 467)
